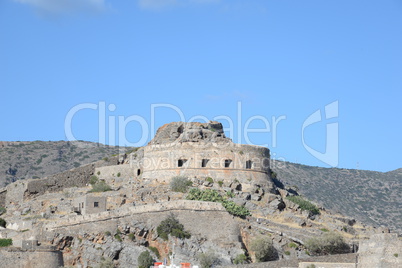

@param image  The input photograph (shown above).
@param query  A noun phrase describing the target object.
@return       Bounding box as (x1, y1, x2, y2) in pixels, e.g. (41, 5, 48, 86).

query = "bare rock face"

(149, 121, 230, 145)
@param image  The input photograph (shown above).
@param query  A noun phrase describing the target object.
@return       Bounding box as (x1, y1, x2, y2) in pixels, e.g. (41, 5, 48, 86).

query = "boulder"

(149, 121, 230, 145)
(268, 199, 286, 211)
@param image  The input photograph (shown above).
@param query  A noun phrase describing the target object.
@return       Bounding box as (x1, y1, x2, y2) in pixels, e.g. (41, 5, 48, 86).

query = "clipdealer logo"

(64, 101, 339, 167)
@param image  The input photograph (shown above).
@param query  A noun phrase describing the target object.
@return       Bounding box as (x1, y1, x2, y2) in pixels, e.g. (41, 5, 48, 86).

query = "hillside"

(0, 122, 400, 267)
(0, 141, 133, 187)
(0, 140, 400, 234)
(271, 160, 402, 234)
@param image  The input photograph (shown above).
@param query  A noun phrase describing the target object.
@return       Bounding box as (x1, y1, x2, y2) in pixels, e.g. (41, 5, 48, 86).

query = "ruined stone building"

(98, 121, 275, 193)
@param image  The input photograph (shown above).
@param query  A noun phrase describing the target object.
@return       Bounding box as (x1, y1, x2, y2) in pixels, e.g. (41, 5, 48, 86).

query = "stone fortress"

(0, 121, 400, 268)
(98, 121, 274, 193)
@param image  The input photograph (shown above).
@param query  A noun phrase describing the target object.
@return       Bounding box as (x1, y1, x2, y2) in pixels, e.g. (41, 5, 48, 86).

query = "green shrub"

(320, 228, 329, 232)
(95, 257, 114, 268)
(170, 176, 192, 193)
(288, 242, 298, 248)
(97, 171, 101, 175)
(226, 191, 235, 198)
(128, 233, 135, 241)
(187, 188, 223, 202)
(394, 253, 399, 257)
(0, 206, 6, 216)
(138, 251, 153, 268)
(198, 251, 220, 268)
(233, 253, 247, 264)
(114, 234, 122, 242)
(250, 236, 276, 262)
(149, 246, 160, 258)
(186, 188, 250, 218)
(305, 232, 350, 255)
(0, 239, 12, 247)
(105, 231, 111, 236)
(90, 180, 112, 192)
(89, 175, 99, 185)
(286, 195, 320, 215)
(221, 200, 250, 218)
(206, 177, 214, 184)
(171, 227, 191, 239)
(117, 172, 121, 177)
(217, 180, 223, 187)
(0, 218, 6, 228)
(284, 251, 290, 255)
(156, 214, 191, 241)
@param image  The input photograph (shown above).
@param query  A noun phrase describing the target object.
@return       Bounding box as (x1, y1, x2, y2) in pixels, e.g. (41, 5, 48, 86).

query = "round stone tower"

(131, 121, 274, 192)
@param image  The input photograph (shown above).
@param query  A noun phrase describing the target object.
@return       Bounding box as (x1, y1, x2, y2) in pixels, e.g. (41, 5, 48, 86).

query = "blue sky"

(0, 0, 401, 172)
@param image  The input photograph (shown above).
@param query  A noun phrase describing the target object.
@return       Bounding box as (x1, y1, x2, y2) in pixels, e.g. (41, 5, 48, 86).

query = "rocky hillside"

(1, 164, 369, 267)
(0, 141, 133, 187)
(0, 140, 400, 234)
(271, 161, 402, 234)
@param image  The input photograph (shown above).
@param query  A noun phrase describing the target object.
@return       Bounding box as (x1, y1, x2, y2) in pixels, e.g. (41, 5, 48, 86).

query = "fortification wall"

(358, 233, 401, 268)
(2, 156, 119, 206)
(139, 142, 273, 191)
(299, 262, 355, 268)
(218, 253, 358, 268)
(25, 157, 118, 198)
(143, 142, 269, 171)
(5, 180, 27, 205)
(95, 164, 136, 183)
(0, 248, 64, 268)
(42, 200, 238, 244)
(45, 200, 225, 230)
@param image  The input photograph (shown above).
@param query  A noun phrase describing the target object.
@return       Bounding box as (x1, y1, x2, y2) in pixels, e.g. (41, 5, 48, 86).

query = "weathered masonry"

(73, 194, 107, 215)
(127, 121, 274, 192)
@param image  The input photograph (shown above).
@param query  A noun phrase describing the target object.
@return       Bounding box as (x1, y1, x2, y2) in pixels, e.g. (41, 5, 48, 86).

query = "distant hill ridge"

(271, 160, 401, 234)
(0, 140, 400, 234)
(0, 140, 132, 187)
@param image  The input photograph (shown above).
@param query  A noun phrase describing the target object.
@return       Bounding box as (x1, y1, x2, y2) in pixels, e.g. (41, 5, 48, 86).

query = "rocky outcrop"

(149, 121, 230, 145)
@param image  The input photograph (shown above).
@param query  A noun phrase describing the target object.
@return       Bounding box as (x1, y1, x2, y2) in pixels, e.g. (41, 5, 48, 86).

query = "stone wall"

(7, 220, 33, 231)
(42, 200, 240, 252)
(0, 248, 64, 268)
(357, 233, 401, 268)
(95, 164, 136, 185)
(136, 142, 273, 192)
(0, 189, 6, 207)
(25, 157, 118, 198)
(1, 156, 119, 206)
(5, 180, 27, 206)
(42, 200, 242, 266)
(44, 200, 226, 231)
(218, 253, 358, 268)
(299, 262, 355, 268)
